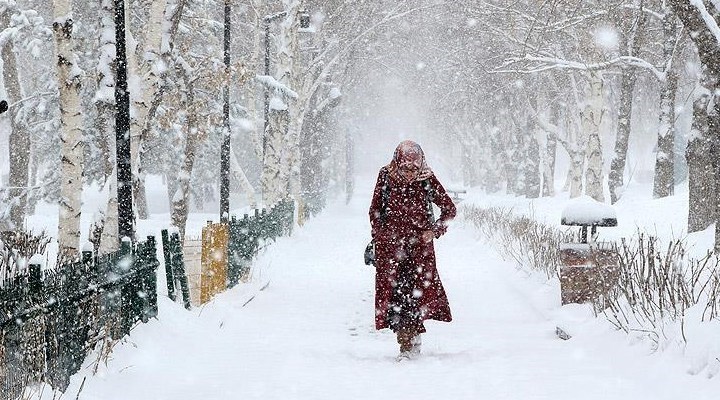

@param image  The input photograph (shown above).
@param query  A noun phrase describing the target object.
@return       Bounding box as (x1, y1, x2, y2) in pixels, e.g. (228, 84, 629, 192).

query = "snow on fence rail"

(0, 237, 159, 399)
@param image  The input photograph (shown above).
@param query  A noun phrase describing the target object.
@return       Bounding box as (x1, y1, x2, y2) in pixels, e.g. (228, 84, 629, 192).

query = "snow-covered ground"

(24, 175, 720, 399)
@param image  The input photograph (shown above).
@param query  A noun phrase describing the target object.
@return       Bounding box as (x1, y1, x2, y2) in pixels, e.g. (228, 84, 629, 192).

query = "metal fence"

(161, 199, 295, 307)
(227, 198, 294, 287)
(0, 237, 159, 399)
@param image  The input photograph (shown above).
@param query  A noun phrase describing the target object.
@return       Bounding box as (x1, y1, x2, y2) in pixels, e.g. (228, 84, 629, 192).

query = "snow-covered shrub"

(462, 205, 573, 279)
(603, 234, 720, 347)
(463, 204, 720, 354)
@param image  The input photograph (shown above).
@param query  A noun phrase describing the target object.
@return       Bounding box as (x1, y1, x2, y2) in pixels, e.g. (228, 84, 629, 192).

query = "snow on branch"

(256, 74, 299, 99)
(308, 2, 447, 101)
(690, 0, 720, 45)
(496, 54, 665, 81)
(481, 1, 612, 34)
(621, 3, 665, 21)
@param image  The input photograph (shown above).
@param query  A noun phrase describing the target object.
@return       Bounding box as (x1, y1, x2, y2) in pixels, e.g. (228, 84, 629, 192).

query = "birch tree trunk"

(263, 104, 290, 206)
(487, 123, 503, 193)
(249, 0, 266, 159)
(560, 75, 587, 198)
(133, 0, 168, 219)
(170, 75, 198, 240)
(262, 1, 300, 207)
(608, 66, 638, 204)
(608, 8, 645, 204)
(505, 121, 521, 195)
(565, 116, 586, 198)
(130, 0, 183, 219)
(461, 140, 476, 187)
(542, 131, 557, 197)
(53, 2, 84, 257)
(653, 11, 678, 199)
(686, 86, 714, 232)
(583, 74, 605, 202)
(525, 119, 541, 198)
(97, 0, 119, 255)
(286, 21, 315, 206)
(1, 9, 29, 231)
(540, 100, 558, 197)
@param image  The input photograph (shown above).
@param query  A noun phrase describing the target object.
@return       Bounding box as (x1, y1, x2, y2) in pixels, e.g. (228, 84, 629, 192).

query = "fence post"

(160, 229, 176, 301)
(287, 199, 295, 235)
(28, 262, 42, 297)
(144, 236, 159, 319)
(119, 238, 134, 337)
(227, 216, 240, 288)
(171, 232, 192, 310)
(260, 209, 268, 241)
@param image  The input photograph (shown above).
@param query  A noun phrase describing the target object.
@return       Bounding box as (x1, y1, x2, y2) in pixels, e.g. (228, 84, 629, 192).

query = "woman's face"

(398, 161, 421, 182)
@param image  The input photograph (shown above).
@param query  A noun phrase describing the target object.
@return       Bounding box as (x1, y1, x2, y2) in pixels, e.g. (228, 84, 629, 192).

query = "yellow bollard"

(200, 222, 229, 304)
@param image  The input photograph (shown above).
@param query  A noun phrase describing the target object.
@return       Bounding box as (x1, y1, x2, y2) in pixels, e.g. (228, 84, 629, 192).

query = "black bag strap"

(422, 179, 435, 225)
(379, 168, 390, 226)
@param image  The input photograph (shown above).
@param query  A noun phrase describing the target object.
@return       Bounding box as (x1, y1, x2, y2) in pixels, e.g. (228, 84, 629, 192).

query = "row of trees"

(0, 0, 436, 260)
(6, 1, 720, 255)
(355, 1, 720, 244)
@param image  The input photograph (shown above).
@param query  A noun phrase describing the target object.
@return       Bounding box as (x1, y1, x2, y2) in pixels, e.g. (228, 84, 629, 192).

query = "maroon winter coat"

(369, 166, 456, 331)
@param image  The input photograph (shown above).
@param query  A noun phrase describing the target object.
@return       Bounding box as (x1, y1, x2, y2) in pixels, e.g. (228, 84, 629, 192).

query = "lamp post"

(114, 0, 134, 244)
(220, 0, 231, 222)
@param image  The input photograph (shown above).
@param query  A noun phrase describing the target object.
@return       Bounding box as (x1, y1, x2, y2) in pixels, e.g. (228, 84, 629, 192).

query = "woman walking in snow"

(369, 140, 456, 361)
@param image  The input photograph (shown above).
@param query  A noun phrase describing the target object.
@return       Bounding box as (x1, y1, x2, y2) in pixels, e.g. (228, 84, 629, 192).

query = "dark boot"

(396, 330, 419, 361)
(396, 330, 413, 353)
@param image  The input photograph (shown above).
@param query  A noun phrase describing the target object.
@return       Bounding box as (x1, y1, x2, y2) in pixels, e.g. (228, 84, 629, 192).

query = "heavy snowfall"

(2, 0, 720, 399)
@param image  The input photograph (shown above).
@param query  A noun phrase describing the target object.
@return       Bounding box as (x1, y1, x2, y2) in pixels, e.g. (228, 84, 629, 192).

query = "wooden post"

(200, 222, 228, 304)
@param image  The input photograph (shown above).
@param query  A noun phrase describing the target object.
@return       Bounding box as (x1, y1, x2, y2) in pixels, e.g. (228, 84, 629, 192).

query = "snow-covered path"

(57, 188, 718, 400)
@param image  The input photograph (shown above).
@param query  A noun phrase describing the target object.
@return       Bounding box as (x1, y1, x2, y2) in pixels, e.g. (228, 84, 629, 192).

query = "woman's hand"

(432, 221, 448, 238)
(421, 230, 434, 243)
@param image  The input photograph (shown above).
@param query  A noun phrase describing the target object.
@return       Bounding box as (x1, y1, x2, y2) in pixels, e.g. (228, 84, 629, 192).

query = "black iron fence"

(227, 198, 294, 287)
(161, 199, 295, 307)
(161, 229, 192, 310)
(0, 237, 159, 398)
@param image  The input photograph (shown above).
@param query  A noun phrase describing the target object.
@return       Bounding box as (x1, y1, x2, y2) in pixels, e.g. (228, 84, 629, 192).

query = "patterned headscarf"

(387, 140, 433, 182)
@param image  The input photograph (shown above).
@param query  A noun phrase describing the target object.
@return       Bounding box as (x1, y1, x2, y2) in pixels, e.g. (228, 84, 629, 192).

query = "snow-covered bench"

(558, 196, 619, 306)
(446, 188, 467, 202)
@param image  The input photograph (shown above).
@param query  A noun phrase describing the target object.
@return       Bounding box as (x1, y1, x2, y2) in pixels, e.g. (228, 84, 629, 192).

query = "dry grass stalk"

(463, 204, 720, 347)
(0, 230, 51, 281)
